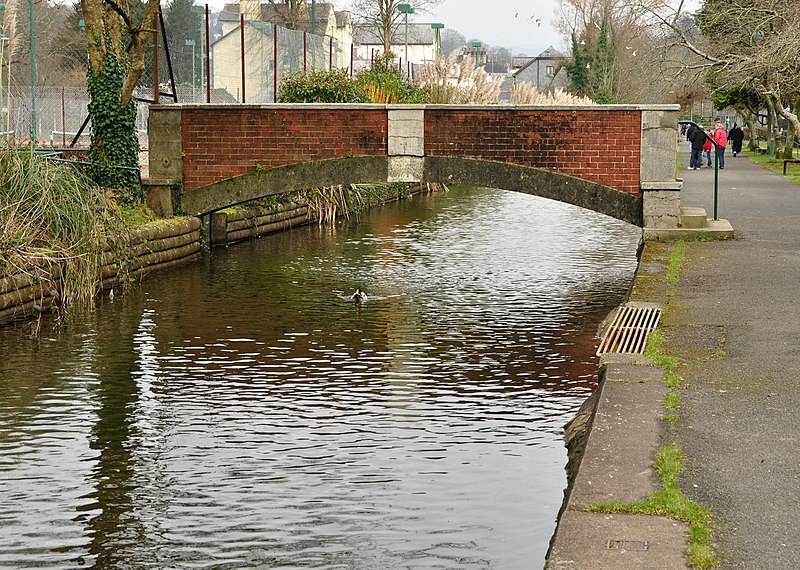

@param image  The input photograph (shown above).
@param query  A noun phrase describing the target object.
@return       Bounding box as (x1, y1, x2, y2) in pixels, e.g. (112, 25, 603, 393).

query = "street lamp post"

(191, 5, 205, 102)
(397, 3, 414, 67)
(185, 39, 196, 101)
(253, 22, 268, 102)
(430, 23, 443, 59)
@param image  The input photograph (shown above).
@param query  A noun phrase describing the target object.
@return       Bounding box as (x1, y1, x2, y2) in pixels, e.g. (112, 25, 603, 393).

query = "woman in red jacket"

(713, 121, 728, 169)
(703, 129, 714, 167)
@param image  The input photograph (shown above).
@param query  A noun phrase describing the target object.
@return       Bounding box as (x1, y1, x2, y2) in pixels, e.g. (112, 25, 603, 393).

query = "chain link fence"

(1, 86, 149, 148)
(2, 23, 375, 151)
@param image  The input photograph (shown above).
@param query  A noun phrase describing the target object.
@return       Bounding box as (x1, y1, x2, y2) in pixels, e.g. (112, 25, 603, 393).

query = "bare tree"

(349, 0, 442, 54)
(266, 0, 309, 30)
(639, 0, 800, 142)
(556, 0, 679, 103)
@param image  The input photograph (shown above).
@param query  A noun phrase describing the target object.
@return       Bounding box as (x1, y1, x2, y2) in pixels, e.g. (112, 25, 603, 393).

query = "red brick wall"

(181, 108, 388, 191)
(178, 107, 642, 196)
(424, 109, 642, 196)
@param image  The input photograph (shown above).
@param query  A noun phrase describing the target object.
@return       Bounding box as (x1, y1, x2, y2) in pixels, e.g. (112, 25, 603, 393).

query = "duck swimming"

(350, 287, 368, 303)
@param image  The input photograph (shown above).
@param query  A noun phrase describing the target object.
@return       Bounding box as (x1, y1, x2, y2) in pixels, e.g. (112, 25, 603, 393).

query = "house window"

(546, 65, 555, 77)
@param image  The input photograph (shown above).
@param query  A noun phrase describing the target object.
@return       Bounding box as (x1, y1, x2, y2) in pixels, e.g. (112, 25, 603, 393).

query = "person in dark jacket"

(688, 125, 707, 170)
(728, 123, 745, 157)
(686, 123, 699, 169)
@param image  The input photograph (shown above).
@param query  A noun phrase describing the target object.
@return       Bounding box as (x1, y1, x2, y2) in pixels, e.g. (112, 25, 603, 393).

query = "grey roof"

(537, 46, 565, 59)
(512, 46, 567, 78)
(353, 23, 435, 46)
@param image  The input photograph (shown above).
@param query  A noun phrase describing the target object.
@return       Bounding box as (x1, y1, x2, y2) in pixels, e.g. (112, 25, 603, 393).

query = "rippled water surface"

(0, 187, 641, 569)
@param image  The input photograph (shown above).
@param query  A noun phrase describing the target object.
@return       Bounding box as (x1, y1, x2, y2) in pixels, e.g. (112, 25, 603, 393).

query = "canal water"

(0, 187, 641, 569)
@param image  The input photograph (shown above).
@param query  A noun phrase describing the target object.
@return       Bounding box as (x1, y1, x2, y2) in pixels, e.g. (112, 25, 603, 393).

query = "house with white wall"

(352, 22, 440, 72)
(213, 1, 354, 102)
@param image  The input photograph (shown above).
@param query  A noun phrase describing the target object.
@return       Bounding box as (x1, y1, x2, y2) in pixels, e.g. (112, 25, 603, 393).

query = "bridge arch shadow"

(182, 156, 642, 227)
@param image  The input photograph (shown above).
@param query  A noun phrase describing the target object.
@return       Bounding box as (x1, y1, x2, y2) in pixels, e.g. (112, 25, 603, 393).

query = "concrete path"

(667, 151, 800, 568)
(547, 151, 800, 569)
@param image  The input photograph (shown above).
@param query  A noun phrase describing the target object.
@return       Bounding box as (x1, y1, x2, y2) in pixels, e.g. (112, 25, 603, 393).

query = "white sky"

(202, 0, 700, 58)
(417, 0, 566, 56)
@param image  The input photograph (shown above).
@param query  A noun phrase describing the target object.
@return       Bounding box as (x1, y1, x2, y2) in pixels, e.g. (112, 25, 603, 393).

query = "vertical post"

(205, 5, 211, 103)
(192, 5, 206, 102)
(329, 36, 333, 70)
(273, 23, 277, 103)
(404, 12, 408, 64)
(61, 87, 65, 147)
(769, 105, 776, 160)
(0, 5, 5, 139)
(240, 14, 245, 103)
(185, 40, 196, 101)
(28, 0, 36, 148)
(350, 43, 353, 77)
(303, 32, 307, 72)
(311, 0, 316, 34)
(153, 29, 160, 104)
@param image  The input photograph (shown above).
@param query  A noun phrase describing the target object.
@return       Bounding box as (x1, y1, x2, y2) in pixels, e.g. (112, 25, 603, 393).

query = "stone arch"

(422, 157, 642, 227)
(181, 156, 642, 227)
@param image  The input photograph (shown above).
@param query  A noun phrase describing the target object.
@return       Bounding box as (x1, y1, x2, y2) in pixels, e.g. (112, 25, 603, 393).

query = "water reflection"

(0, 187, 640, 568)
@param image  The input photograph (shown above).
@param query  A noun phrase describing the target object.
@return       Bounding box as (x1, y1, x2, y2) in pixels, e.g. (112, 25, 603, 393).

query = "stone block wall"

(0, 217, 202, 324)
(209, 201, 309, 245)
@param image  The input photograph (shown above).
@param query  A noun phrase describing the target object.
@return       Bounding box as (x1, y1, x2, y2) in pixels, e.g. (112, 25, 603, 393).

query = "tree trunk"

(86, 48, 140, 195)
(80, 0, 160, 197)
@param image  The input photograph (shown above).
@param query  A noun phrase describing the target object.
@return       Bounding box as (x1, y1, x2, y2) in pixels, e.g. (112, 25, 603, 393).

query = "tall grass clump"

(0, 148, 119, 308)
(511, 83, 596, 105)
(353, 52, 429, 103)
(417, 51, 501, 104)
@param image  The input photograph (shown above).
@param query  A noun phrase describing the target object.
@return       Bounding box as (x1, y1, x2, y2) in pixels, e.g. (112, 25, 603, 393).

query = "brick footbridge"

(145, 104, 683, 231)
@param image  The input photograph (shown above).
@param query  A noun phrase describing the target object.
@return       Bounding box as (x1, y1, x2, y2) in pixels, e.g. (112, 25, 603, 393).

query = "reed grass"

(0, 148, 120, 308)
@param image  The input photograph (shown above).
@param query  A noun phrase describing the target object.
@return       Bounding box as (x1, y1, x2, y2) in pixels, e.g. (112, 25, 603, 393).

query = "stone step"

(680, 206, 708, 229)
(644, 218, 734, 242)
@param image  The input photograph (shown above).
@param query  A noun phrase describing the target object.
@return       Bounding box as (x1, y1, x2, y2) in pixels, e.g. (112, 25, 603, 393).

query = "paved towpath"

(668, 151, 800, 568)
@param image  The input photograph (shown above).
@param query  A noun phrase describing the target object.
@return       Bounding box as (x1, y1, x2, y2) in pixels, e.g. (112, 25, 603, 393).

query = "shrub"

(279, 68, 369, 103)
(353, 52, 429, 103)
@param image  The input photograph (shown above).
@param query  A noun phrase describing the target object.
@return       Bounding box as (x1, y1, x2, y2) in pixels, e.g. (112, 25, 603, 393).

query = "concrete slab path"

(668, 151, 800, 568)
(547, 150, 800, 569)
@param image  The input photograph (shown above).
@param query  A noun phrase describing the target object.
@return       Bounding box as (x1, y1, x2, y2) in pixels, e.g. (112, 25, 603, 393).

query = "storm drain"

(596, 304, 662, 356)
(607, 539, 649, 551)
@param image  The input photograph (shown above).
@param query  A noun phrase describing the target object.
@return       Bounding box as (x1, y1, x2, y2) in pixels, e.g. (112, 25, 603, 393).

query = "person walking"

(713, 121, 728, 169)
(686, 123, 699, 169)
(728, 123, 745, 157)
(703, 129, 714, 167)
(688, 124, 706, 170)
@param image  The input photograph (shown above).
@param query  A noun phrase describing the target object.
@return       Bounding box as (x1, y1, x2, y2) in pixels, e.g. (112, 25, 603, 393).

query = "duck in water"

(350, 287, 368, 303)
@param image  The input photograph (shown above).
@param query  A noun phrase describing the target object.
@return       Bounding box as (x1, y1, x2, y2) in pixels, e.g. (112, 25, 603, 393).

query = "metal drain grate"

(607, 539, 649, 551)
(596, 304, 662, 356)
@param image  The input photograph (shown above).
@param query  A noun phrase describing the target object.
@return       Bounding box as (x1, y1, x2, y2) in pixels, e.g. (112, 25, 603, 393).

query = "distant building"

(512, 46, 568, 91)
(218, 0, 352, 47)
(352, 22, 440, 71)
(213, 1, 354, 102)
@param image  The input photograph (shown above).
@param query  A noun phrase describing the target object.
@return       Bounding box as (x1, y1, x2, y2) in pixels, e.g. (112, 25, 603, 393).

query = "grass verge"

(589, 240, 717, 569)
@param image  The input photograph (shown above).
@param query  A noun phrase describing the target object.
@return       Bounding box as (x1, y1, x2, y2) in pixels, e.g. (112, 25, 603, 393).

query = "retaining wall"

(0, 217, 202, 325)
(209, 201, 309, 245)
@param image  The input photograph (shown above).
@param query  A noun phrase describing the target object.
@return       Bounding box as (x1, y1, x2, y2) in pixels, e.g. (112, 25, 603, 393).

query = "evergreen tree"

(165, 0, 202, 87)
